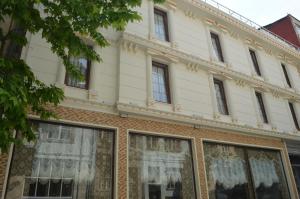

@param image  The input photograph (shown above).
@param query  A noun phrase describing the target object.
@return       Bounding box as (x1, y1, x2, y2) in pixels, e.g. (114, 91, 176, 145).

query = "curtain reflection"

(248, 149, 290, 199)
(204, 143, 251, 199)
(5, 122, 114, 199)
(204, 142, 290, 199)
(129, 134, 196, 199)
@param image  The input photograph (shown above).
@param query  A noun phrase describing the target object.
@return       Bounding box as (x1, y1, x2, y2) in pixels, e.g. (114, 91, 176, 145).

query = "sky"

(213, 0, 300, 26)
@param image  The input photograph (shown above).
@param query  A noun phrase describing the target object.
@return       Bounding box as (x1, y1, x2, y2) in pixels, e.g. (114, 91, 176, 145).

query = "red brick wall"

(0, 106, 298, 198)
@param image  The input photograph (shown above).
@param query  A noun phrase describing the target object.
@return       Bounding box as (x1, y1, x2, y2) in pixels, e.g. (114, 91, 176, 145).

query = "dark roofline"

(264, 14, 300, 29)
(263, 15, 290, 29)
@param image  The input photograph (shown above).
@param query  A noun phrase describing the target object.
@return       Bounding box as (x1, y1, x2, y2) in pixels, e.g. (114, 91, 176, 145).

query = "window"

(204, 142, 291, 199)
(5, 122, 115, 199)
(255, 91, 268, 123)
(281, 63, 292, 88)
(210, 32, 224, 62)
(214, 78, 229, 115)
(65, 56, 91, 89)
(289, 155, 300, 195)
(289, 102, 300, 130)
(152, 62, 171, 103)
(249, 49, 261, 76)
(129, 134, 197, 199)
(154, 8, 169, 42)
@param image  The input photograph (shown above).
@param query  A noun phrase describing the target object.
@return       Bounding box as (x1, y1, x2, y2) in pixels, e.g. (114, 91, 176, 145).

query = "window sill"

(151, 37, 172, 48)
(251, 74, 264, 81)
(153, 101, 173, 112)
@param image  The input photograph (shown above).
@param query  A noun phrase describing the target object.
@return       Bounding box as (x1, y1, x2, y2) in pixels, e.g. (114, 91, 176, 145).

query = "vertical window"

(289, 155, 300, 195)
(129, 134, 197, 199)
(289, 102, 300, 130)
(210, 32, 224, 62)
(214, 78, 229, 115)
(5, 122, 115, 199)
(255, 91, 268, 123)
(152, 62, 171, 103)
(281, 63, 292, 88)
(249, 49, 261, 76)
(154, 8, 169, 42)
(204, 142, 291, 199)
(65, 56, 91, 89)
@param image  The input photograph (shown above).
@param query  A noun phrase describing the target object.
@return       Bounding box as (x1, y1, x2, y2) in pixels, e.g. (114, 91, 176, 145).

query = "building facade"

(1, 0, 300, 199)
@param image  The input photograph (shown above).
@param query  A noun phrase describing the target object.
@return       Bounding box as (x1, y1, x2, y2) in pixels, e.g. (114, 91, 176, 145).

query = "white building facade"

(1, 0, 300, 199)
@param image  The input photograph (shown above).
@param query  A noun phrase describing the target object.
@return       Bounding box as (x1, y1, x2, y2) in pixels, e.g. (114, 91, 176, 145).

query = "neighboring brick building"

(264, 14, 300, 48)
(1, 1, 300, 199)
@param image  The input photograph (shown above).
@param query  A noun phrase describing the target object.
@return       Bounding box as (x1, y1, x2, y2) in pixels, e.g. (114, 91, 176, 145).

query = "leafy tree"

(0, 0, 164, 151)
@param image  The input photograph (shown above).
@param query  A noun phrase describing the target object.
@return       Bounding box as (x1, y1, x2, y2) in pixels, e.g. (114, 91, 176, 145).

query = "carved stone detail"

(121, 41, 138, 53)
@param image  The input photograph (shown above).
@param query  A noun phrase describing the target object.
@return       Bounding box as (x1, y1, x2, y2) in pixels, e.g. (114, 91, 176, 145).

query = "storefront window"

(5, 122, 114, 199)
(204, 142, 290, 199)
(129, 134, 196, 199)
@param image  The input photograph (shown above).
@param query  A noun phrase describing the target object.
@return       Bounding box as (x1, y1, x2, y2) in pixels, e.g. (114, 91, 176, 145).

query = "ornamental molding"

(165, 0, 177, 11)
(121, 40, 138, 53)
(121, 32, 300, 101)
(117, 102, 300, 141)
(182, 0, 300, 62)
(234, 79, 247, 87)
(184, 10, 197, 19)
(205, 18, 228, 34)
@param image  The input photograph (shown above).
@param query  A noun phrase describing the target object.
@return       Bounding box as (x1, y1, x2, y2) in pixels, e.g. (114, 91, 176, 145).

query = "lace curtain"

(129, 134, 196, 199)
(5, 122, 114, 199)
(204, 142, 291, 199)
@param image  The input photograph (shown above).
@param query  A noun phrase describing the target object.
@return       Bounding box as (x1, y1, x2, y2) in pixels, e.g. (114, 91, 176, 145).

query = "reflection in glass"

(129, 134, 196, 199)
(248, 149, 290, 199)
(204, 142, 291, 199)
(204, 143, 251, 199)
(5, 122, 114, 199)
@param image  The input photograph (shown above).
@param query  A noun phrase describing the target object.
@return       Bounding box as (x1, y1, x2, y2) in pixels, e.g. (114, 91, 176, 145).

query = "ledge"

(117, 102, 300, 141)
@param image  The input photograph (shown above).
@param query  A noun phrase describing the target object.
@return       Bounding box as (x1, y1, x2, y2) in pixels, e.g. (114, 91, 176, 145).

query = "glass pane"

(155, 12, 167, 41)
(204, 143, 252, 199)
(152, 65, 168, 103)
(5, 122, 114, 199)
(129, 134, 196, 199)
(66, 56, 89, 89)
(214, 82, 227, 115)
(248, 149, 290, 199)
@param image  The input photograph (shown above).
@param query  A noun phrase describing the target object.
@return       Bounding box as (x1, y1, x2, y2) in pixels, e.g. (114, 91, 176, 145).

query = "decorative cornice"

(185, 0, 300, 59)
(121, 32, 300, 101)
(117, 102, 300, 141)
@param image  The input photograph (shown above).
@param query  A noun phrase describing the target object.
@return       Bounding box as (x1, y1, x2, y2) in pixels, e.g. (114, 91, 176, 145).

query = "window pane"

(214, 80, 228, 115)
(210, 33, 224, 62)
(66, 56, 90, 89)
(255, 92, 268, 123)
(5, 122, 114, 199)
(154, 10, 168, 41)
(249, 50, 261, 76)
(289, 155, 300, 195)
(248, 149, 290, 199)
(204, 143, 252, 199)
(129, 134, 196, 199)
(152, 63, 169, 103)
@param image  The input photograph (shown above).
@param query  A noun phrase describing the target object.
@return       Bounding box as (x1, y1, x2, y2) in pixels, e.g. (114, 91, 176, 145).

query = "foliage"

(0, 0, 164, 151)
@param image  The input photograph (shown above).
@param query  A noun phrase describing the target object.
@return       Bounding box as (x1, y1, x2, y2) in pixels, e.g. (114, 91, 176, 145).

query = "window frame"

(65, 56, 91, 90)
(154, 8, 170, 42)
(152, 61, 171, 104)
(4, 120, 116, 199)
(210, 32, 224, 62)
(213, 78, 229, 115)
(249, 49, 262, 76)
(281, 63, 292, 88)
(289, 102, 300, 130)
(203, 141, 292, 199)
(255, 91, 269, 124)
(128, 132, 198, 199)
